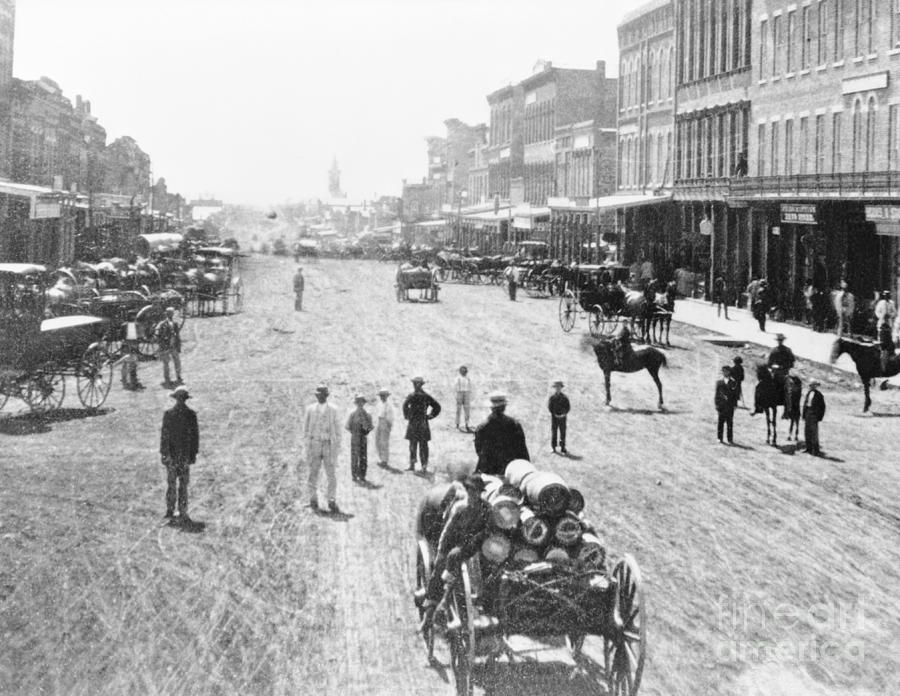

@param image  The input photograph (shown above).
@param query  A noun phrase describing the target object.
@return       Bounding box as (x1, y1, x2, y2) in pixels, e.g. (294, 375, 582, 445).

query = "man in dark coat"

(802, 380, 826, 456)
(402, 377, 441, 472)
(474, 392, 530, 476)
(714, 366, 738, 444)
(752, 280, 770, 332)
(547, 380, 570, 455)
(159, 385, 199, 521)
(767, 333, 796, 402)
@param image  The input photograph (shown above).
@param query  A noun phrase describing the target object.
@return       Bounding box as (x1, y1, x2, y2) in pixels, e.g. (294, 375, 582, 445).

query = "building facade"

(0, 0, 13, 179)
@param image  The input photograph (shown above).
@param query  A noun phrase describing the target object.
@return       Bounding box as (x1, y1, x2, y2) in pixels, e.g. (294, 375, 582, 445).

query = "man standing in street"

(159, 385, 199, 522)
(304, 385, 343, 513)
(373, 388, 394, 468)
(155, 307, 183, 387)
(403, 377, 441, 472)
(713, 274, 729, 319)
(293, 267, 305, 311)
(474, 392, 530, 476)
(714, 366, 738, 444)
(875, 290, 897, 371)
(835, 280, 855, 336)
(504, 265, 518, 301)
(802, 380, 826, 456)
(454, 365, 472, 432)
(752, 279, 770, 332)
(346, 395, 373, 483)
(547, 380, 570, 455)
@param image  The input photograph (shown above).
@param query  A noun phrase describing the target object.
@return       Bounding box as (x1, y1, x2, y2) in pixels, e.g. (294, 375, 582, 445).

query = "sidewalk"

(672, 298, 860, 375)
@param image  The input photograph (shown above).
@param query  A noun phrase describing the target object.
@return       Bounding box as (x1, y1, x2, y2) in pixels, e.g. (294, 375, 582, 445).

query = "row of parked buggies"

(0, 233, 244, 414)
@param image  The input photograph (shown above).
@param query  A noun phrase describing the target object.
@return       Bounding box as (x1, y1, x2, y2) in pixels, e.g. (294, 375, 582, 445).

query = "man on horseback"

(767, 333, 796, 409)
(612, 324, 635, 369)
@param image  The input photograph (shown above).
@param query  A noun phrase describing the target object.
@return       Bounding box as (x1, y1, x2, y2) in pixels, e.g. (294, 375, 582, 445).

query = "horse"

(830, 337, 900, 412)
(622, 290, 650, 342)
(752, 364, 803, 444)
(592, 339, 668, 410)
(650, 281, 677, 346)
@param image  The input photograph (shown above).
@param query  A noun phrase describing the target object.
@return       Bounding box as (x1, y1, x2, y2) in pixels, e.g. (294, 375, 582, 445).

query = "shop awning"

(0, 180, 64, 219)
(550, 192, 673, 213)
(412, 219, 449, 228)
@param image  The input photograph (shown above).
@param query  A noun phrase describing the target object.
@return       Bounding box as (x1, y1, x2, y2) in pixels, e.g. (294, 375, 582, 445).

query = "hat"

(315, 384, 329, 395)
(377, 387, 390, 395)
(165, 306, 176, 313)
(552, 380, 564, 387)
(488, 391, 507, 407)
(354, 394, 367, 403)
(775, 333, 786, 341)
(733, 356, 743, 363)
(170, 385, 190, 399)
(411, 376, 425, 384)
(721, 365, 732, 374)
(809, 379, 821, 388)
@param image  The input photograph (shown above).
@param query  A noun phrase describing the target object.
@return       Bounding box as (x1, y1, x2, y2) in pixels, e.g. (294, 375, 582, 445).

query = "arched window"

(657, 133, 664, 183)
(647, 52, 654, 103)
(852, 99, 863, 172)
(866, 96, 876, 170)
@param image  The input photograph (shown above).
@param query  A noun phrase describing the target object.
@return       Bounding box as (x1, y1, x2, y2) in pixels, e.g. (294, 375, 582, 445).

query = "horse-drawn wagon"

(0, 264, 113, 413)
(558, 264, 631, 336)
(414, 464, 646, 696)
(396, 264, 440, 302)
(183, 246, 244, 316)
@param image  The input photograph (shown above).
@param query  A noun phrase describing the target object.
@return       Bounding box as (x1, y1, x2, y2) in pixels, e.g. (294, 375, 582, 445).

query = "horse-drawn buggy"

(182, 246, 244, 316)
(558, 264, 632, 336)
(414, 462, 646, 696)
(0, 264, 113, 413)
(396, 264, 440, 302)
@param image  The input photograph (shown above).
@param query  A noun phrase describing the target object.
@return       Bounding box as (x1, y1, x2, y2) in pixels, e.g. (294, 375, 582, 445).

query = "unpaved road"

(1, 254, 898, 696)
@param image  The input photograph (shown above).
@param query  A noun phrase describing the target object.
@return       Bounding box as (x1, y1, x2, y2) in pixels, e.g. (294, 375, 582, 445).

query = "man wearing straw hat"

(303, 385, 343, 513)
(474, 391, 530, 476)
(373, 388, 394, 468)
(159, 385, 199, 522)
(547, 380, 570, 455)
(802, 379, 826, 456)
(346, 395, 374, 483)
(402, 377, 441, 472)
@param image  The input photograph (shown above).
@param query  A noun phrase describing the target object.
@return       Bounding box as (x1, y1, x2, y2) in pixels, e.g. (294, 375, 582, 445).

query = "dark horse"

(831, 337, 900, 412)
(650, 281, 677, 346)
(592, 339, 668, 410)
(752, 364, 803, 445)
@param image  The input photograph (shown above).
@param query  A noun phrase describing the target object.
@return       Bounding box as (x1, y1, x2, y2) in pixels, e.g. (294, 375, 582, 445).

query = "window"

(801, 6, 810, 69)
(852, 100, 862, 172)
(867, 0, 875, 54)
(772, 15, 781, 76)
(815, 114, 825, 173)
(760, 20, 769, 78)
(799, 117, 808, 174)
(890, 105, 899, 170)
(893, 0, 900, 48)
(720, 1, 729, 72)
(758, 123, 767, 175)
(866, 97, 876, 170)
(733, 0, 743, 67)
(785, 119, 794, 174)
(787, 11, 796, 72)
(771, 121, 780, 175)
(709, 0, 718, 77)
(834, 0, 844, 59)
(818, 0, 828, 65)
(832, 112, 842, 171)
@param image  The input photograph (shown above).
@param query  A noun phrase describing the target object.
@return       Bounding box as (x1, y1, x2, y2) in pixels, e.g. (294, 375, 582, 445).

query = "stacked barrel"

(478, 459, 605, 570)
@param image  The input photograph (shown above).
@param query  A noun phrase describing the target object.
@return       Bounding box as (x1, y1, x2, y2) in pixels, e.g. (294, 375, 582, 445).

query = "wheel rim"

(448, 562, 475, 696)
(77, 348, 112, 410)
(606, 555, 646, 696)
(25, 367, 65, 412)
(415, 545, 435, 660)
(559, 293, 577, 332)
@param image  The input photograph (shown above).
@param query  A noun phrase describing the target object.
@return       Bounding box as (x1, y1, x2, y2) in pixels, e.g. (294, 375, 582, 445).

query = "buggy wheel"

(559, 291, 577, 332)
(605, 555, 646, 696)
(602, 313, 621, 336)
(77, 346, 113, 410)
(25, 365, 65, 412)
(447, 562, 476, 696)
(415, 541, 436, 661)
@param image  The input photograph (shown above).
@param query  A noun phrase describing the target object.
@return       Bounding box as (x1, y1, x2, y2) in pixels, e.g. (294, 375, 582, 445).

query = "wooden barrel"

(519, 507, 551, 546)
(504, 459, 537, 489)
(522, 471, 571, 517)
(567, 488, 585, 514)
(543, 546, 571, 564)
(512, 546, 540, 564)
(553, 511, 583, 547)
(483, 477, 521, 530)
(576, 533, 606, 568)
(481, 534, 512, 564)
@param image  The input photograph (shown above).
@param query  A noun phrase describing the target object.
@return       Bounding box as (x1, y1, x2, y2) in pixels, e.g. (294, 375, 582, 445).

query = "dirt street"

(1, 254, 898, 696)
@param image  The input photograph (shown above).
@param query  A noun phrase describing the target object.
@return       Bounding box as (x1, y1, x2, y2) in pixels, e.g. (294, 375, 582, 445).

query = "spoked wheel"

(415, 541, 436, 661)
(24, 364, 65, 413)
(135, 306, 159, 358)
(605, 555, 646, 696)
(559, 291, 577, 332)
(603, 313, 622, 336)
(77, 345, 113, 410)
(447, 562, 476, 696)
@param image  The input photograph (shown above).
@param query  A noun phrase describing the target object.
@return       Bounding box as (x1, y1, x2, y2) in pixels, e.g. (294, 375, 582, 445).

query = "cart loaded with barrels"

(396, 263, 440, 302)
(413, 460, 646, 696)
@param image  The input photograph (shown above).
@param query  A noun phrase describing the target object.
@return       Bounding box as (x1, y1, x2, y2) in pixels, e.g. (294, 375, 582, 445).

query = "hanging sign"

(781, 203, 817, 224)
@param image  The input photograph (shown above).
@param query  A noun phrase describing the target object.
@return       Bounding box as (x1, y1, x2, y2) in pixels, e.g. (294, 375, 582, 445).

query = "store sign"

(865, 205, 900, 223)
(781, 203, 817, 224)
(32, 200, 61, 220)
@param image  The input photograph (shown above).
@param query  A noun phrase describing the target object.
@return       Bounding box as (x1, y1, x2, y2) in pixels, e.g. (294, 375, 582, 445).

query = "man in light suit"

(304, 384, 343, 513)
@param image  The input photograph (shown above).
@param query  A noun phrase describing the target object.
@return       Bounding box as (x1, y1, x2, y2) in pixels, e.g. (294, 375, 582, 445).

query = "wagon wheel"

(135, 306, 159, 358)
(447, 562, 476, 696)
(559, 291, 577, 332)
(77, 345, 113, 410)
(0, 375, 11, 411)
(605, 555, 646, 696)
(415, 541, 436, 661)
(102, 324, 124, 359)
(602, 312, 621, 336)
(24, 364, 66, 413)
(589, 307, 604, 338)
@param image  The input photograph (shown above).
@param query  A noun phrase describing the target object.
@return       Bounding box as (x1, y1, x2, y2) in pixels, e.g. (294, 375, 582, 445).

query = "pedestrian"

(713, 274, 729, 319)
(303, 384, 343, 513)
(835, 280, 855, 337)
(293, 267, 305, 311)
(454, 365, 472, 432)
(473, 391, 530, 476)
(547, 380, 570, 455)
(714, 366, 738, 445)
(746, 276, 760, 309)
(505, 264, 518, 301)
(346, 395, 374, 483)
(875, 290, 897, 371)
(752, 279, 770, 332)
(731, 356, 745, 407)
(373, 388, 394, 467)
(120, 321, 143, 391)
(155, 306, 183, 387)
(402, 377, 441, 472)
(159, 385, 199, 522)
(802, 379, 826, 456)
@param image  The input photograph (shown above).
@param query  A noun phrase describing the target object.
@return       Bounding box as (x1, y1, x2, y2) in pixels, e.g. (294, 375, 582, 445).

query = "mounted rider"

(612, 324, 635, 369)
(767, 333, 796, 403)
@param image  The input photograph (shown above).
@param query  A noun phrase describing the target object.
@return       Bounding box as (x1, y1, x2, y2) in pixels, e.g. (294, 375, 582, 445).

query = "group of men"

(121, 306, 184, 391)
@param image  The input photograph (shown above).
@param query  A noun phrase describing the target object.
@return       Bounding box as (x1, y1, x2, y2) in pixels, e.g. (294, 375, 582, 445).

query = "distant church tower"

(328, 156, 344, 199)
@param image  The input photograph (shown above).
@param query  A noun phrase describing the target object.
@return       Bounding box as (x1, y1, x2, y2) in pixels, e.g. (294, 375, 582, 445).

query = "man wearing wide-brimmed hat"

(402, 377, 441, 472)
(159, 385, 199, 521)
(155, 306, 183, 387)
(346, 395, 374, 483)
(473, 391, 529, 476)
(547, 380, 570, 455)
(802, 379, 826, 456)
(373, 388, 394, 467)
(303, 385, 343, 512)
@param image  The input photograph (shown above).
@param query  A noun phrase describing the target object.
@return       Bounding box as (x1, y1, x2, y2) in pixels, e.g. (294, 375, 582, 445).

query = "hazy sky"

(14, 0, 650, 205)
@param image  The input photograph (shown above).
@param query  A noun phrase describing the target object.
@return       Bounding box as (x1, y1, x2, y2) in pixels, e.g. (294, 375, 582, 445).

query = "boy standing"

(802, 380, 826, 456)
(346, 395, 374, 483)
(548, 380, 570, 455)
(373, 388, 394, 467)
(714, 366, 738, 444)
(454, 365, 472, 432)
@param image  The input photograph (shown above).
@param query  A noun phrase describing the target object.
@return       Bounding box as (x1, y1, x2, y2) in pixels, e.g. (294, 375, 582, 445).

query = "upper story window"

(760, 19, 769, 79)
(892, 0, 900, 48)
(787, 11, 796, 72)
(817, 0, 829, 65)
(834, 0, 845, 59)
(772, 15, 782, 77)
(800, 6, 811, 69)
